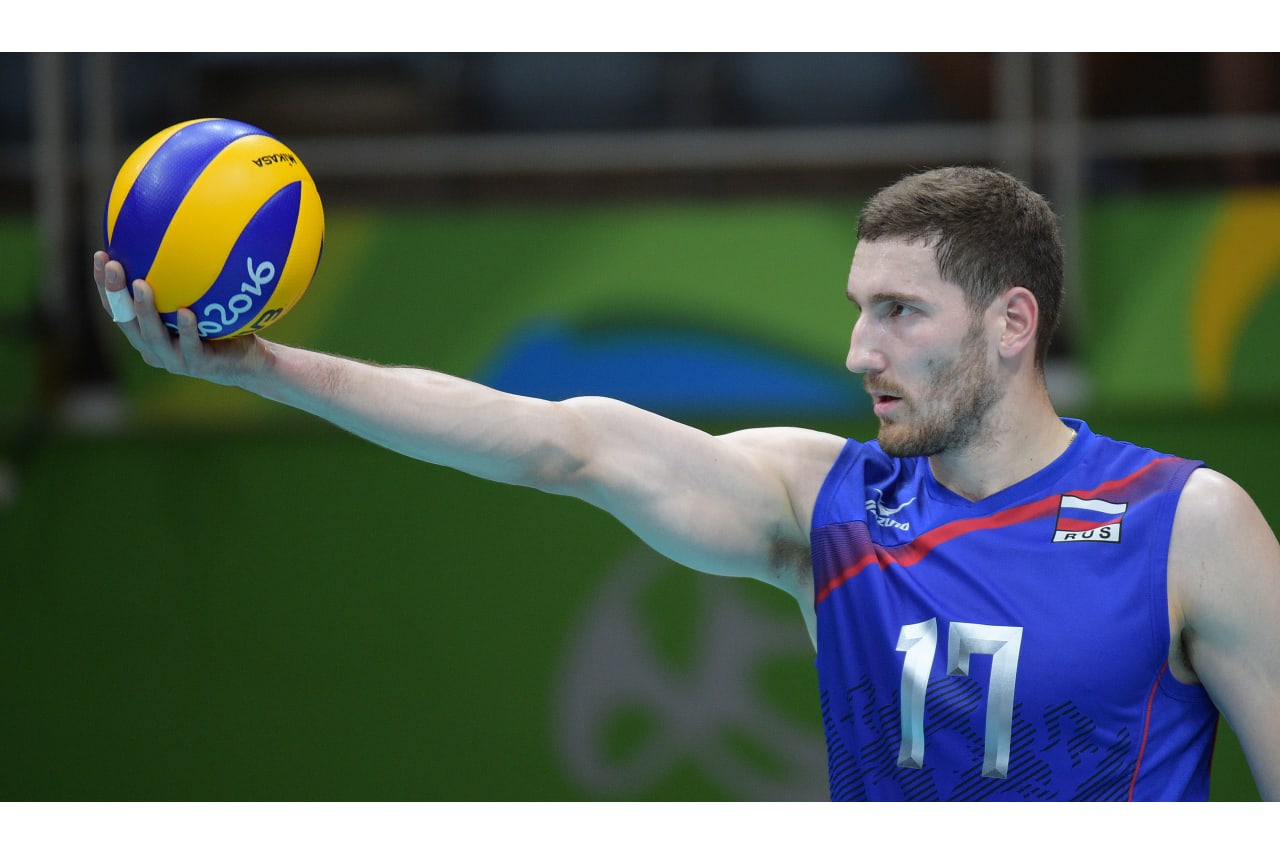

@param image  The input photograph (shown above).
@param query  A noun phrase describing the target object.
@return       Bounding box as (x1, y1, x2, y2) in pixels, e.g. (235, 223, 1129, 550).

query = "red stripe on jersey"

(815, 456, 1176, 605)
(1128, 661, 1169, 800)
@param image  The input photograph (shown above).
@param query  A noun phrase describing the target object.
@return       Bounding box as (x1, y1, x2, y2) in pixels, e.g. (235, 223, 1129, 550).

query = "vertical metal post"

(994, 53, 1035, 183)
(83, 52, 118, 252)
(31, 52, 124, 427)
(1045, 52, 1085, 343)
(31, 52, 72, 326)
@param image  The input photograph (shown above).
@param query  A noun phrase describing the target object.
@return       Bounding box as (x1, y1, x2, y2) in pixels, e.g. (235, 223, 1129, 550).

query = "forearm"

(245, 340, 574, 486)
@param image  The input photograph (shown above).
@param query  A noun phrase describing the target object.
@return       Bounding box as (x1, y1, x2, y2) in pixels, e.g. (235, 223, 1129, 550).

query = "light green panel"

(1080, 193, 1222, 409)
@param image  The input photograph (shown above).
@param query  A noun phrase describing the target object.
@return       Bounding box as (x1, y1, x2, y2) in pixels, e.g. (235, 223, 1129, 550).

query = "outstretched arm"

(1169, 467, 1280, 800)
(93, 253, 844, 624)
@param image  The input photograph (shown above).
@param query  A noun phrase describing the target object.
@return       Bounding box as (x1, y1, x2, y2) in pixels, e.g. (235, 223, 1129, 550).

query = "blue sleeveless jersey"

(810, 418, 1219, 801)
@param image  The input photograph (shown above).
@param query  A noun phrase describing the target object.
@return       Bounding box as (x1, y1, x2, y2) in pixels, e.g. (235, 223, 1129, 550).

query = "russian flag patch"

(1052, 495, 1127, 543)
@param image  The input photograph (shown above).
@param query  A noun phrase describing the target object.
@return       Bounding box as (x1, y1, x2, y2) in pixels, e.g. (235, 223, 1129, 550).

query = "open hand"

(93, 251, 267, 387)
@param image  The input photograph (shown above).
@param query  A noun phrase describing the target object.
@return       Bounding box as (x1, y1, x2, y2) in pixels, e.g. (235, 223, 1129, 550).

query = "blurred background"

(2, 52, 1279, 801)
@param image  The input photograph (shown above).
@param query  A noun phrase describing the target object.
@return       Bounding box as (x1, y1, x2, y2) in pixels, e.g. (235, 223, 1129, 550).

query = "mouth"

(864, 380, 904, 417)
(872, 394, 902, 417)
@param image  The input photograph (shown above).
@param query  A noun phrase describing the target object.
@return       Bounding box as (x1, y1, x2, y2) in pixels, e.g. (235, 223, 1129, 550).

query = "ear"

(996, 286, 1038, 360)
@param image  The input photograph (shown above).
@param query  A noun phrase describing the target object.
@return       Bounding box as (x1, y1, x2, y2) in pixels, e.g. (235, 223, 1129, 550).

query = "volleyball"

(102, 117, 325, 339)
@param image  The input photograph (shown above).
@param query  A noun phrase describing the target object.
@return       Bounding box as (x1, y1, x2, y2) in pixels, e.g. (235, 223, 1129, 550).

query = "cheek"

(917, 350, 954, 381)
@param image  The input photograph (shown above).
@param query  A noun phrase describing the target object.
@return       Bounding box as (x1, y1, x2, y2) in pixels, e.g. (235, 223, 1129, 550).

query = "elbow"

(501, 398, 595, 495)
(510, 439, 590, 495)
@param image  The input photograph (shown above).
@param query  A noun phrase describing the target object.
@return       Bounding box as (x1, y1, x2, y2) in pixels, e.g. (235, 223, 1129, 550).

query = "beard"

(870, 319, 1000, 458)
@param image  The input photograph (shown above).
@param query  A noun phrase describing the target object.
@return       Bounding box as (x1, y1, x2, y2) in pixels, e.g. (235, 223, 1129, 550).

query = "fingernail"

(106, 266, 119, 285)
(94, 256, 104, 272)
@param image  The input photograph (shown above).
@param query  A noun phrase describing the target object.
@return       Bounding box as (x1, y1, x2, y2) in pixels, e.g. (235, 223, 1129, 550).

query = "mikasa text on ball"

(103, 118, 325, 339)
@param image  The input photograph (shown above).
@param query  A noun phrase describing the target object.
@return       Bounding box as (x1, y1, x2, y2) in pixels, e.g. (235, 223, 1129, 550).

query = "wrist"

(238, 337, 286, 397)
(241, 340, 342, 411)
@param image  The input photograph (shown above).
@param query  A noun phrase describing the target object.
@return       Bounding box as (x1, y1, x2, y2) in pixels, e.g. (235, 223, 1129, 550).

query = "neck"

(928, 387, 1074, 502)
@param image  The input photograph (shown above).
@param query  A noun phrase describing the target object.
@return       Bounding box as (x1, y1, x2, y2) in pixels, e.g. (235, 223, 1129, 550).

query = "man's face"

(845, 238, 1000, 457)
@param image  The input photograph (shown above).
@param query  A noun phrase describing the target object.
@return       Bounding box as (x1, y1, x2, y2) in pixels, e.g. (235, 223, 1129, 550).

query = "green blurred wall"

(2, 195, 1275, 800)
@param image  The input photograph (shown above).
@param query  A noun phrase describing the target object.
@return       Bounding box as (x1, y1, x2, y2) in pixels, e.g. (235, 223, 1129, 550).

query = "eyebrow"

(845, 289, 927, 308)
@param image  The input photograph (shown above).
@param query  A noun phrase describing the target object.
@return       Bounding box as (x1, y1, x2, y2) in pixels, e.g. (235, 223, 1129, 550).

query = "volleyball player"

(93, 166, 1280, 801)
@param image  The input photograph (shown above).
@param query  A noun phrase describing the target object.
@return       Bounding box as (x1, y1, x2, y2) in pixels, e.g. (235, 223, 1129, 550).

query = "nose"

(845, 313, 883, 375)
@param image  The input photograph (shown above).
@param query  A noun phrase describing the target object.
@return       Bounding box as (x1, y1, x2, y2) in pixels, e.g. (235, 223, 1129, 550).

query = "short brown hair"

(857, 166, 1065, 369)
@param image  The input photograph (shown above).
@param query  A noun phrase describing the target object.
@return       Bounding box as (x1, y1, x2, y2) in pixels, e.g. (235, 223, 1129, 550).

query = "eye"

(887, 302, 915, 318)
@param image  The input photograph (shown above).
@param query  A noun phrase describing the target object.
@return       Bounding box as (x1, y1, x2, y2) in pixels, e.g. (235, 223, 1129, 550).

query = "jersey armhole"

(810, 437, 862, 530)
(1149, 457, 1208, 700)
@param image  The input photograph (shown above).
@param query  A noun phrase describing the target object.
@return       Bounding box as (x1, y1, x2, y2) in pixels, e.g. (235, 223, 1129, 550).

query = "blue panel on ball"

(166, 180, 302, 338)
(109, 119, 269, 284)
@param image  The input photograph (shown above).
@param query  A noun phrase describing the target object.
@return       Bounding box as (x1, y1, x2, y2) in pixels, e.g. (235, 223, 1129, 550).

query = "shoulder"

(1170, 467, 1268, 548)
(718, 426, 850, 526)
(1168, 467, 1280, 665)
(719, 427, 849, 493)
(719, 426, 849, 466)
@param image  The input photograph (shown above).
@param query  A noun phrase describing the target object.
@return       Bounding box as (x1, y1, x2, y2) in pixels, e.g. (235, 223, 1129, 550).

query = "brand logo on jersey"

(1052, 495, 1127, 542)
(865, 489, 916, 531)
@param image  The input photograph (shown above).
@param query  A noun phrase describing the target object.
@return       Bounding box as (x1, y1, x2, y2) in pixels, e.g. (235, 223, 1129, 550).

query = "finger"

(175, 308, 204, 368)
(93, 250, 111, 289)
(92, 252, 113, 315)
(129, 279, 182, 370)
(101, 258, 137, 324)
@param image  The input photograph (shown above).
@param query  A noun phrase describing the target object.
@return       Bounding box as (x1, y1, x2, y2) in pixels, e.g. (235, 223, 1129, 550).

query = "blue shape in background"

(475, 318, 868, 421)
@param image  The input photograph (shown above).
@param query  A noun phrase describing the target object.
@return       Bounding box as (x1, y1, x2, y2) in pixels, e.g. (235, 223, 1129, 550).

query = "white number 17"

(896, 618, 1024, 779)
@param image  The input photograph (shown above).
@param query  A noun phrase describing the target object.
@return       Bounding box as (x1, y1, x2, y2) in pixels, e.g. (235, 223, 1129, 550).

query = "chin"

(877, 422, 947, 458)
